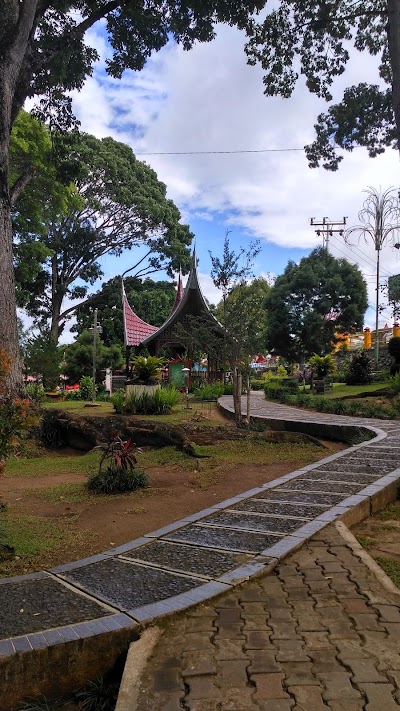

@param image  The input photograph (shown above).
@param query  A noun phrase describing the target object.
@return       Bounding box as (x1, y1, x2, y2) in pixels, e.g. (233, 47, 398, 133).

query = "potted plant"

(308, 354, 336, 393)
(126, 355, 164, 397)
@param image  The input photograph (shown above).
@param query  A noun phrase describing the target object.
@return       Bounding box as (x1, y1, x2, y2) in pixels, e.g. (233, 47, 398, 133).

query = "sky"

(52, 18, 400, 340)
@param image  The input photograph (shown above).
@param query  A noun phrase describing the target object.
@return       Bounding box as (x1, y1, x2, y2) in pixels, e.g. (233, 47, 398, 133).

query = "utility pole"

(310, 217, 348, 251)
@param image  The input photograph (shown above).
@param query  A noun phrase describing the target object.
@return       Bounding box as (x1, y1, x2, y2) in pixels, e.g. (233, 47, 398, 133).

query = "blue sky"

(48, 20, 400, 340)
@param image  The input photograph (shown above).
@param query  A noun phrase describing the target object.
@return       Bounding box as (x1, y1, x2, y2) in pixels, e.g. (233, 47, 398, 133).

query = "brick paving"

(135, 524, 400, 711)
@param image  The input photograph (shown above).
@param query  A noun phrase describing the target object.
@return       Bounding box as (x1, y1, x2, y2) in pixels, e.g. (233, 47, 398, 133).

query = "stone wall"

(335, 345, 393, 372)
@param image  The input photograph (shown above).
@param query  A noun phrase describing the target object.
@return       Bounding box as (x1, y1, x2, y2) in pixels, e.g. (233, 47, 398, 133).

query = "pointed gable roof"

(170, 268, 184, 315)
(141, 247, 224, 348)
(122, 282, 158, 347)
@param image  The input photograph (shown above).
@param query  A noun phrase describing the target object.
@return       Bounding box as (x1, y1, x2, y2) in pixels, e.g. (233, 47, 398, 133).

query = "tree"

(0, 0, 265, 394)
(214, 277, 271, 347)
(63, 331, 124, 385)
(23, 332, 62, 390)
(73, 276, 178, 347)
(210, 235, 262, 425)
(12, 125, 193, 342)
(245, 1, 400, 170)
(265, 247, 368, 363)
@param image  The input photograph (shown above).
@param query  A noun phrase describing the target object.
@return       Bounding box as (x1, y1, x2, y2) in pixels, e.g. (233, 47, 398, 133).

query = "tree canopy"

(246, 1, 399, 169)
(265, 247, 368, 362)
(63, 331, 124, 385)
(11, 115, 192, 342)
(73, 276, 177, 347)
(0, 0, 265, 393)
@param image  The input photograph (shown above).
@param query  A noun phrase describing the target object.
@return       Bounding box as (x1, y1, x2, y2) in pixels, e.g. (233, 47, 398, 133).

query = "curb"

(335, 520, 400, 598)
(115, 627, 161, 711)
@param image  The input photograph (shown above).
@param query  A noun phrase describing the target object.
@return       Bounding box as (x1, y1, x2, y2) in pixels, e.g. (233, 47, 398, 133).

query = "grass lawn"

(323, 382, 390, 399)
(43, 400, 114, 415)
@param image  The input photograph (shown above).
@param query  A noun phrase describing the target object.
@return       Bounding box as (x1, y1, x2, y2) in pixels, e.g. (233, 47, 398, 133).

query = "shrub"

(308, 354, 336, 378)
(87, 467, 148, 494)
(390, 372, 400, 394)
(388, 336, 400, 362)
(264, 378, 298, 401)
(0, 348, 36, 463)
(79, 375, 96, 401)
(111, 388, 125, 413)
(345, 351, 373, 385)
(130, 355, 163, 384)
(75, 675, 119, 711)
(194, 382, 225, 400)
(124, 386, 181, 415)
(64, 389, 82, 400)
(250, 379, 266, 391)
(26, 383, 46, 404)
(276, 364, 287, 377)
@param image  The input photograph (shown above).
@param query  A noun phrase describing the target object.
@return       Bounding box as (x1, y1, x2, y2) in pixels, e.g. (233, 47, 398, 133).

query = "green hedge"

(264, 385, 396, 419)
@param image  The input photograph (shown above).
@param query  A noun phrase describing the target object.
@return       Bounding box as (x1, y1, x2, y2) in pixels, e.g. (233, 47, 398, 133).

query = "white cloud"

(67, 22, 400, 331)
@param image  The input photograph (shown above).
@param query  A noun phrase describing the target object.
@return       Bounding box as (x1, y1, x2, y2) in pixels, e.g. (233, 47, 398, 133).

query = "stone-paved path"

(135, 523, 400, 711)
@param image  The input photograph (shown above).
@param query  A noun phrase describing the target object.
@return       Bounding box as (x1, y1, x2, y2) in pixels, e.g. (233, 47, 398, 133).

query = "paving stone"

(182, 651, 217, 678)
(154, 668, 184, 693)
(216, 608, 242, 623)
(214, 640, 248, 660)
(235, 500, 323, 519)
(187, 701, 221, 711)
(288, 685, 330, 710)
(256, 702, 294, 711)
(241, 601, 268, 615)
(239, 586, 265, 602)
(166, 524, 282, 553)
(203, 511, 305, 535)
(186, 676, 219, 701)
(269, 607, 296, 622)
(251, 672, 290, 700)
(221, 688, 258, 710)
(319, 672, 362, 701)
(302, 632, 333, 650)
(183, 633, 215, 651)
(0, 576, 111, 639)
(64, 558, 202, 610)
(256, 490, 344, 507)
(327, 702, 364, 711)
(351, 614, 382, 632)
(281, 662, 316, 686)
(341, 599, 371, 615)
(341, 659, 386, 683)
(151, 691, 185, 711)
(264, 594, 291, 609)
(274, 481, 361, 495)
(326, 621, 359, 639)
(359, 683, 399, 711)
(334, 639, 369, 660)
(296, 613, 327, 632)
(243, 615, 271, 631)
(270, 621, 301, 640)
(384, 623, 400, 639)
(214, 623, 245, 640)
(275, 640, 310, 662)
(245, 630, 274, 649)
(248, 650, 282, 674)
(219, 659, 249, 686)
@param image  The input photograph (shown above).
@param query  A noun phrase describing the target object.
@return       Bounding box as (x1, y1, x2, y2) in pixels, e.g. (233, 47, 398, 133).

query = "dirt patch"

(0, 434, 344, 576)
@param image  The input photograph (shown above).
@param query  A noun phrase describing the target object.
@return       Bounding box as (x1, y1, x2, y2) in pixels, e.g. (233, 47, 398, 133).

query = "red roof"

(122, 287, 157, 347)
(170, 270, 184, 314)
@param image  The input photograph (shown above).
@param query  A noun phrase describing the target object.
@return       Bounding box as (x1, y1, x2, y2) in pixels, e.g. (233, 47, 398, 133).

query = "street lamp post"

(182, 366, 190, 410)
(90, 308, 102, 402)
(345, 187, 400, 368)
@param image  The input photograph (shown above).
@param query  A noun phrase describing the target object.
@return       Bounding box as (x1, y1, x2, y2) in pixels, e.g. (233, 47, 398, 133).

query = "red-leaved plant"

(94, 434, 141, 474)
(0, 348, 34, 467)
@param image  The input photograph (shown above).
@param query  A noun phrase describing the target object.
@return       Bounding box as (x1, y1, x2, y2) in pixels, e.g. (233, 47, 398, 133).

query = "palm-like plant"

(130, 355, 164, 384)
(308, 354, 336, 379)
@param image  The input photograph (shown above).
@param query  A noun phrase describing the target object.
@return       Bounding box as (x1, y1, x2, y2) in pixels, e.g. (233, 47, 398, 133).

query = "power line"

(136, 147, 305, 156)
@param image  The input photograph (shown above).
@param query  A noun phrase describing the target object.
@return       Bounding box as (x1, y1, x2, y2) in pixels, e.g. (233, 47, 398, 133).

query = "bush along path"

(2, 395, 400, 708)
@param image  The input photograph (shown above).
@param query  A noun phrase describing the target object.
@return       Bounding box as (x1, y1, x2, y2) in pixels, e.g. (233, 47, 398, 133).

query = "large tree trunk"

(0, 192, 22, 394)
(50, 288, 64, 343)
(232, 365, 243, 426)
(387, 0, 400, 151)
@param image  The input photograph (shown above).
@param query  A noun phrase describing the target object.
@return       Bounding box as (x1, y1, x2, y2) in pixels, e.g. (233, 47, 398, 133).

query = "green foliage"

(79, 376, 96, 401)
(64, 389, 82, 401)
(23, 332, 61, 391)
(17, 694, 58, 711)
(26, 384, 46, 404)
(276, 364, 287, 377)
(245, 2, 398, 170)
(124, 387, 181, 415)
(110, 389, 126, 414)
(0, 348, 36, 461)
(265, 248, 368, 362)
(388, 337, 400, 362)
(64, 331, 123, 385)
(264, 378, 298, 401)
(94, 435, 140, 475)
(390, 373, 400, 395)
(309, 354, 336, 378)
(75, 675, 120, 711)
(345, 351, 373, 385)
(130, 356, 164, 385)
(87, 467, 148, 494)
(194, 383, 226, 400)
(12, 127, 193, 342)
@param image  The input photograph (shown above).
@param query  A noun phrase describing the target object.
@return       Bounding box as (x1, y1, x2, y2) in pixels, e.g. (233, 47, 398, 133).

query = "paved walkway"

(2, 396, 400, 707)
(134, 523, 400, 711)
